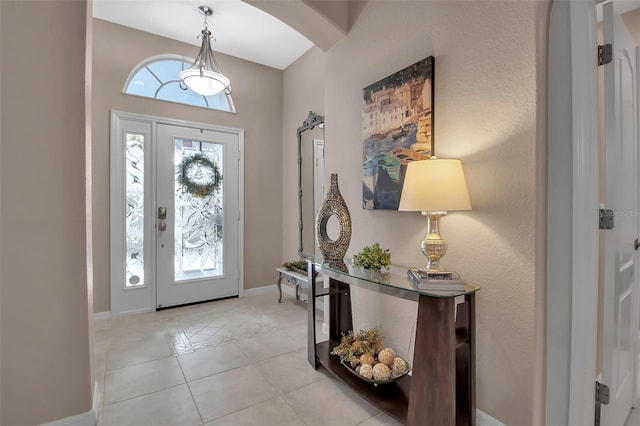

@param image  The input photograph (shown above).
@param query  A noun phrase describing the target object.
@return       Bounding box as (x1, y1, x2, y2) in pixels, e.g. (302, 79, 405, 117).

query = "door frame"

(600, 2, 639, 422)
(547, 1, 640, 424)
(547, 1, 601, 425)
(109, 110, 245, 318)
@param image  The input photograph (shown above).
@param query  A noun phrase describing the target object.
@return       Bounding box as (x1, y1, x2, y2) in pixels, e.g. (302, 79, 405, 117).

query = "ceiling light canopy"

(180, 6, 232, 96)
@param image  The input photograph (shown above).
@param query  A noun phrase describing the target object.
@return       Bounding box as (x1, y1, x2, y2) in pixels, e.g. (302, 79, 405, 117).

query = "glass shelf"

(306, 255, 480, 302)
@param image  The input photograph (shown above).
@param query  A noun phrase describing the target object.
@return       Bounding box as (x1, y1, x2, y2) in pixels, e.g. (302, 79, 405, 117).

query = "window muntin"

(123, 55, 235, 113)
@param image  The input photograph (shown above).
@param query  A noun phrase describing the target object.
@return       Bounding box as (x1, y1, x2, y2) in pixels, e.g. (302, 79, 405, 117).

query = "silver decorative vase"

(316, 174, 352, 261)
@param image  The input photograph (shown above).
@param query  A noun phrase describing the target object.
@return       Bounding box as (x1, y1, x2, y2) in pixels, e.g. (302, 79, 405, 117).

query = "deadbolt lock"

(158, 207, 167, 231)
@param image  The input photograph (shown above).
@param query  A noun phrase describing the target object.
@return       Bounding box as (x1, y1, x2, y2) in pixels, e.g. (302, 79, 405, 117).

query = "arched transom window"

(123, 54, 236, 113)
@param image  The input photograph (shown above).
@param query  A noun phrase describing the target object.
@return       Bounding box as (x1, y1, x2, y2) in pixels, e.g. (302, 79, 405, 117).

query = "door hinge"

(595, 381, 609, 426)
(598, 44, 612, 66)
(635, 239, 640, 251)
(595, 381, 610, 405)
(599, 209, 614, 230)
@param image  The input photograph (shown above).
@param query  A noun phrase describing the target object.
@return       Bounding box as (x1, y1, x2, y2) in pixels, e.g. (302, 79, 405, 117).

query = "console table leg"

(329, 278, 353, 341)
(469, 294, 476, 426)
(454, 294, 476, 426)
(277, 273, 283, 303)
(307, 264, 318, 369)
(408, 295, 456, 426)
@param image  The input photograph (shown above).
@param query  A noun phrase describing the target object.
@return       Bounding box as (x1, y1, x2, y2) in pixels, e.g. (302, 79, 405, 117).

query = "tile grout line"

(278, 379, 332, 426)
(101, 291, 331, 425)
(103, 315, 202, 421)
(179, 315, 305, 422)
(104, 351, 177, 373)
(102, 383, 186, 408)
(175, 335, 206, 426)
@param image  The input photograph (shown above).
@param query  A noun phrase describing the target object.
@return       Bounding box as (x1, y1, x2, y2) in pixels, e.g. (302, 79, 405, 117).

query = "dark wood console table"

(305, 257, 479, 426)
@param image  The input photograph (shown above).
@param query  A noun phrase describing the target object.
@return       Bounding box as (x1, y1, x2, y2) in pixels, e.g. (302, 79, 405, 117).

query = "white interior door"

(601, 1, 640, 424)
(156, 123, 240, 309)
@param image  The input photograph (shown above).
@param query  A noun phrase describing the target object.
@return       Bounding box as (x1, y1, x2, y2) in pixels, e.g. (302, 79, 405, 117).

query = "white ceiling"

(92, 0, 314, 70)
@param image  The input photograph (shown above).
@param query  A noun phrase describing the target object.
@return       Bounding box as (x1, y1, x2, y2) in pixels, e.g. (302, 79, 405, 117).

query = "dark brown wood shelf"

(315, 340, 410, 424)
(306, 261, 478, 426)
(315, 288, 330, 297)
(456, 329, 470, 348)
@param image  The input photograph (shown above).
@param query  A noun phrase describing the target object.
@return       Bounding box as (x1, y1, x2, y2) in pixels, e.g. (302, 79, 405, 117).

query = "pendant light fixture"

(180, 6, 232, 96)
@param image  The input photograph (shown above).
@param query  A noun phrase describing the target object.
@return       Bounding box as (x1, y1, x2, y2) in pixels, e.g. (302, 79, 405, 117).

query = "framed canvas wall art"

(362, 56, 434, 210)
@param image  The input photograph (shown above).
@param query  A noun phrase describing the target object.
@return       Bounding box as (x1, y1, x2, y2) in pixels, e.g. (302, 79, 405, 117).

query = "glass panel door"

(125, 133, 145, 287)
(111, 116, 155, 317)
(110, 113, 242, 317)
(156, 124, 240, 309)
(174, 138, 224, 280)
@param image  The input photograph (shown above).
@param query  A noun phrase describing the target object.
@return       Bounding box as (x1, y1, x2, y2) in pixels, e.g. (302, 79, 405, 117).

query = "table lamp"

(398, 158, 471, 276)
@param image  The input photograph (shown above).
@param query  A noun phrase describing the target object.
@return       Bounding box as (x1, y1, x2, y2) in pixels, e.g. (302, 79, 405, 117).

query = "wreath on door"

(177, 153, 223, 198)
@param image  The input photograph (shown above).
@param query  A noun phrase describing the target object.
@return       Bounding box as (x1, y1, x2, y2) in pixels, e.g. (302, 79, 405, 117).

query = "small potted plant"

(282, 260, 308, 275)
(352, 243, 391, 272)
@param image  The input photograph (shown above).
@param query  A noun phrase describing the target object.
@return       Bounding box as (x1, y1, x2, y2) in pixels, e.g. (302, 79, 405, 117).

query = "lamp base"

(420, 211, 449, 273)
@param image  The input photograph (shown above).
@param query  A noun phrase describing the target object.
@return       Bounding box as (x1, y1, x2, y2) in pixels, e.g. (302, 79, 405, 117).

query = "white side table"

(275, 267, 309, 302)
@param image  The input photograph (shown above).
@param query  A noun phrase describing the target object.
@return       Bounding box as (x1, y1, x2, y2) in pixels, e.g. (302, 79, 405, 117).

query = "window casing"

(123, 54, 236, 113)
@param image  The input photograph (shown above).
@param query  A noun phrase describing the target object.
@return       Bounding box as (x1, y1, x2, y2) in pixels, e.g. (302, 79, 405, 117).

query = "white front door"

(156, 123, 240, 308)
(601, 1, 640, 424)
(110, 113, 243, 317)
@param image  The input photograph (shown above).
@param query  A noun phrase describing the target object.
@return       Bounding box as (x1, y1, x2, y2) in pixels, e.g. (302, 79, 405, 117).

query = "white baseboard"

(243, 283, 323, 310)
(39, 409, 96, 426)
(242, 284, 279, 296)
(113, 307, 153, 319)
(92, 381, 102, 414)
(93, 311, 111, 321)
(477, 409, 505, 426)
(42, 374, 102, 425)
(280, 283, 308, 300)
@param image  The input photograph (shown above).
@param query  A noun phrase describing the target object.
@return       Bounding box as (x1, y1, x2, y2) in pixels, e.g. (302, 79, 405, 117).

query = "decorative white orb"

(378, 348, 396, 366)
(373, 363, 391, 381)
(359, 363, 373, 379)
(392, 357, 408, 377)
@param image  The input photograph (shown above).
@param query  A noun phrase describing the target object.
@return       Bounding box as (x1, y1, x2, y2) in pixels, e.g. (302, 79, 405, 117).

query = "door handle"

(158, 207, 167, 231)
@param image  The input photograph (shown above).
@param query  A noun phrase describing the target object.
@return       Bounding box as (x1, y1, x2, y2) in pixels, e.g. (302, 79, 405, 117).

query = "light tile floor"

(94, 289, 403, 426)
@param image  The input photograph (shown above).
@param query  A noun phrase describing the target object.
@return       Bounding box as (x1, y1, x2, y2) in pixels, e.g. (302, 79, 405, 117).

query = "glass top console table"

(305, 257, 479, 426)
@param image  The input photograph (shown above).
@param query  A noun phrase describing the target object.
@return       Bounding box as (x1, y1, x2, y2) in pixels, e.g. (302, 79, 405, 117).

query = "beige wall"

(282, 47, 326, 260)
(246, 0, 346, 51)
(1, 1, 93, 424)
(622, 8, 640, 45)
(305, 0, 349, 34)
(92, 19, 284, 312)
(319, 1, 547, 424)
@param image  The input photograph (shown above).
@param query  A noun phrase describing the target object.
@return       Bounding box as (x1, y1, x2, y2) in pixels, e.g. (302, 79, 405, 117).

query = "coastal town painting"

(362, 56, 434, 210)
